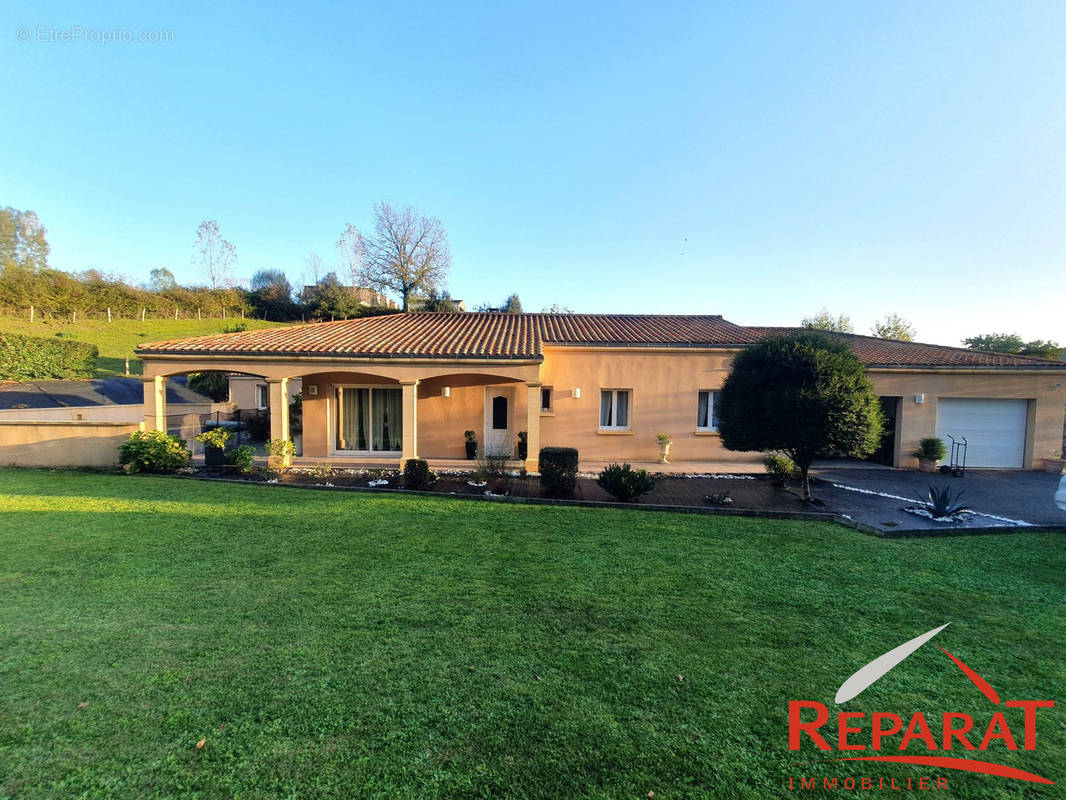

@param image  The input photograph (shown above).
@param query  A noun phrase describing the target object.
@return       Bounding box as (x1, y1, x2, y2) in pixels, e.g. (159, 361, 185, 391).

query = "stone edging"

(152, 473, 1066, 538)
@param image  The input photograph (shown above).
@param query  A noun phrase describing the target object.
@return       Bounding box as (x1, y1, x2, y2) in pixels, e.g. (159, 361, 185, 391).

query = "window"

(335, 386, 403, 452)
(599, 389, 631, 429)
(255, 384, 269, 410)
(540, 386, 553, 413)
(697, 390, 721, 431)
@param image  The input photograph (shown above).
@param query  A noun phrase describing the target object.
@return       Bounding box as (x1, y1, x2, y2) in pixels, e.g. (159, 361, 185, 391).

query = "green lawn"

(0, 316, 289, 377)
(0, 470, 1062, 799)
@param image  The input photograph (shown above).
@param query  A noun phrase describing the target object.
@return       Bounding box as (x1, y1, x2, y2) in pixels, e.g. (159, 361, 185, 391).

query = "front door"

(484, 387, 514, 457)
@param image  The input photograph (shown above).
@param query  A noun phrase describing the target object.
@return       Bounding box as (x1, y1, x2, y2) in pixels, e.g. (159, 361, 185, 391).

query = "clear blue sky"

(2, 0, 1064, 345)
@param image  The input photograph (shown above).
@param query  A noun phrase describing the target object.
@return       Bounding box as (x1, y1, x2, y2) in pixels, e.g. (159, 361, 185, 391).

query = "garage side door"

(934, 398, 1028, 468)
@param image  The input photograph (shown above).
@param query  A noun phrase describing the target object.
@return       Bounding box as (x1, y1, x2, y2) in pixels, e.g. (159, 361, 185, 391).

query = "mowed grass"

(0, 471, 1062, 799)
(0, 315, 289, 377)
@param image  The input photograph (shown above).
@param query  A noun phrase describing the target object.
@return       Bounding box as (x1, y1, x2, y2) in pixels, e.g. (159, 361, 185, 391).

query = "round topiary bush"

(539, 447, 579, 498)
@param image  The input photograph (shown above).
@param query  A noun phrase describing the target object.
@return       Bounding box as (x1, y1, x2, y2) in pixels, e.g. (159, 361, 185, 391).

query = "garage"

(934, 398, 1029, 468)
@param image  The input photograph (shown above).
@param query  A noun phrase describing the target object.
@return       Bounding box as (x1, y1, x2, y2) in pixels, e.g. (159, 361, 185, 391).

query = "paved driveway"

(811, 467, 1066, 530)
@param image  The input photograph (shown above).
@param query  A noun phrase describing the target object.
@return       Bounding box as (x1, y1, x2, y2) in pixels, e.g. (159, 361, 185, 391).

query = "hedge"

(0, 332, 98, 380)
(539, 447, 579, 498)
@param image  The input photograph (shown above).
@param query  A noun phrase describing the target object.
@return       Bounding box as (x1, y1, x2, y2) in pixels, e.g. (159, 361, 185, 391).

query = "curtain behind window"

(373, 388, 402, 451)
(600, 391, 612, 427)
(698, 391, 710, 428)
(616, 391, 629, 427)
(337, 388, 370, 450)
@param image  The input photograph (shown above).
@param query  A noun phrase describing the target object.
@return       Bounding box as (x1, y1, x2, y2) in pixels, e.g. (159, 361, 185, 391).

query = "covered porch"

(140, 354, 544, 470)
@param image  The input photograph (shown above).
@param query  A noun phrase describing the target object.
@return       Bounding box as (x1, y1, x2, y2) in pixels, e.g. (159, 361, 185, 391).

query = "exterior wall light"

(443, 386, 451, 398)
(573, 387, 581, 399)
(306, 384, 318, 396)
(915, 393, 925, 404)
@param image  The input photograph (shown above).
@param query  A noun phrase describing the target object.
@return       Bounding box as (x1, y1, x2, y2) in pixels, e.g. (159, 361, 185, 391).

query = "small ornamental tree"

(718, 332, 883, 502)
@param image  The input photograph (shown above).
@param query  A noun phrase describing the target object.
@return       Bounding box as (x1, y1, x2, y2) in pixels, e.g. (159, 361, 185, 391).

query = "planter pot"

(204, 445, 227, 467)
(658, 443, 671, 464)
(1043, 457, 1066, 474)
(917, 457, 939, 473)
(517, 442, 528, 460)
(465, 441, 477, 460)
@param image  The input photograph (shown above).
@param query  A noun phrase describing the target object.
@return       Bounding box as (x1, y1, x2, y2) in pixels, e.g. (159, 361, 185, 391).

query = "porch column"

(142, 375, 167, 432)
(267, 378, 291, 465)
(525, 382, 542, 472)
(400, 379, 419, 466)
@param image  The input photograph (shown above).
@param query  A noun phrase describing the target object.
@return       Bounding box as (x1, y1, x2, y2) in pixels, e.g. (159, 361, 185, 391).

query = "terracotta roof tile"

(138, 313, 758, 359)
(137, 313, 1066, 370)
(746, 327, 1066, 369)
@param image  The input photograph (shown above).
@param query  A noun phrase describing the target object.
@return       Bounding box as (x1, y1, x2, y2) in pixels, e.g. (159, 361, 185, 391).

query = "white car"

(1056, 474, 1066, 511)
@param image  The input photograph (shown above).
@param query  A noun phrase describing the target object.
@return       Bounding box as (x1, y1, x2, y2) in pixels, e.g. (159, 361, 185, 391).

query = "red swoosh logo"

(939, 646, 1001, 704)
(831, 756, 1053, 785)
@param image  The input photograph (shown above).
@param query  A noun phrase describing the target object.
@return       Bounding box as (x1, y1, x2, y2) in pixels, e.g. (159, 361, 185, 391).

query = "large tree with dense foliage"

(718, 332, 883, 501)
(249, 269, 296, 320)
(0, 207, 50, 272)
(870, 313, 916, 341)
(801, 308, 854, 333)
(964, 332, 1060, 360)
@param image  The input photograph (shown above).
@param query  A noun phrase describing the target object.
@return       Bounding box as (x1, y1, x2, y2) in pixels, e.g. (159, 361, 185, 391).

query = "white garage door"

(935, 398, 1028, 468)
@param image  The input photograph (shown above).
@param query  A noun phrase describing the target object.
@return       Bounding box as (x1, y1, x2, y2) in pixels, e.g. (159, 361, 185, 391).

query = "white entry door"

(484, 387, 514, 457)
(934, 398, 1028, 468)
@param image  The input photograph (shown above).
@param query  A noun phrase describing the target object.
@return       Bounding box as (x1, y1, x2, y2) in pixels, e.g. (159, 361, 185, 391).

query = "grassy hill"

(0, 315, 290, 378)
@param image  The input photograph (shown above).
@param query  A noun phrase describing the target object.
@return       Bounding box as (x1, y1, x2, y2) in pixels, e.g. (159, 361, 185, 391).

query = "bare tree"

(335, 223, 363, 286)
(304, 253, 325, 285)
(356, 202, 451, 311)
(192, 220, 236, 289)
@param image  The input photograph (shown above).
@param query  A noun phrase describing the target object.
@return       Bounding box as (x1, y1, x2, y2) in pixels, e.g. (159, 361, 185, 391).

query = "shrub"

(118, 430, 191, 474)
(597, 463, 655, 502)
(195, 427, 231, 450)
(267, 438, 295, 468)
(656, 431, 672, 446)
(539, 447, 578, 498)
(0, 332, 97, 380)
(912, 437, 947, 462)
(221, 321, 248, 333)
(227, 444, 256, 473)
(763, 453, 797, 487)
(403, 458, 432, 490)
(914, 484, 971, 518)
(516, 430, 528, 460)
(464, 430, 477, 442)
(473, 453, 508, 482)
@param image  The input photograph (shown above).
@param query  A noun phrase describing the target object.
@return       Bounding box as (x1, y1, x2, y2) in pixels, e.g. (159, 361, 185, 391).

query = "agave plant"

(914, 484, 971, 518)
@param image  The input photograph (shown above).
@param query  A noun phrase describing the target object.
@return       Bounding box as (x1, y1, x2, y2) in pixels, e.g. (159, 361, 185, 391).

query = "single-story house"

(136, 313, 1066, 470)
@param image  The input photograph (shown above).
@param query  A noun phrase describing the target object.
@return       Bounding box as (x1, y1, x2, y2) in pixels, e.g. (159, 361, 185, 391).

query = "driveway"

(811, 466, 1066, 531)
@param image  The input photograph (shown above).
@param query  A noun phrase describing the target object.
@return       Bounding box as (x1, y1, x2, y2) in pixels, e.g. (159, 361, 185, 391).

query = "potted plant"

(516, 431, 528, 460)
(464, 430, 477, 460)
(1043, 452, 1065, 474)
(656, 431, 672, 464)
(196, 427, 231, 467)
(911, 437, 947, 473)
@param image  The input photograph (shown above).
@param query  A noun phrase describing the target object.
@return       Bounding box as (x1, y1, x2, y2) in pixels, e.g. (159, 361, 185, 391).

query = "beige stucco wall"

(537, 346, 752, 464)
(228, 376, 301, 411)
(868, 370, 1065, 469)
(0, 421, 141, 467)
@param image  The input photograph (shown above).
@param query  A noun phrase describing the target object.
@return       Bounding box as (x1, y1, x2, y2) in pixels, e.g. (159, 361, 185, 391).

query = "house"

(299, 284, 397, 309)
(136, 313, 1066, 470)
(228, 375, 301, 413)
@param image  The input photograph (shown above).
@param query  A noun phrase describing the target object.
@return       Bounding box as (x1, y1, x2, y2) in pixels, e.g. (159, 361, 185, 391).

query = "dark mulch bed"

(188, 466, 816, 513)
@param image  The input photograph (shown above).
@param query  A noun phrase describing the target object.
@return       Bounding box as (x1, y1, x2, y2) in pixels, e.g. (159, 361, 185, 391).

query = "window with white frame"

(540, 386, 553, 413)
(255, 384, 269, 410)
(697, 390, 721, 431)
(599, 389, 631, 429)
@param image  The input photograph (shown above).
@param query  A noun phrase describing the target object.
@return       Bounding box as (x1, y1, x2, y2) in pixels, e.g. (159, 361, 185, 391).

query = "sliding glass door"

(335, 386, 403, 453)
